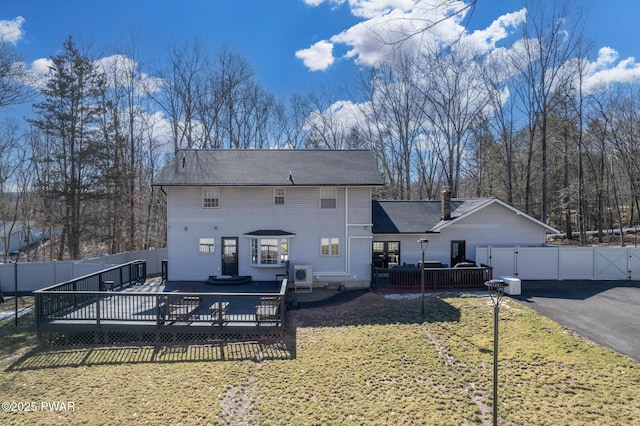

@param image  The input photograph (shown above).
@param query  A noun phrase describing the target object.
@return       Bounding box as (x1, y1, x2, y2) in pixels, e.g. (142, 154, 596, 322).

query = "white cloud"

(464, 8, 526, 55)
(324, 99, 365, 128)
(304, 0, 417, 19)
(584, 52, 640, 93)
(593, 46, 618, 70)
(305, 1, 487, 69)
(303, 0, 337, 6)
(30, 58, 52, 76)
(329, 6, 433, 67)
(94, 54, 163, 94)
(0, 16, 25, 45)
(295, 40, 335, 71)
(348, 0, 417, 19)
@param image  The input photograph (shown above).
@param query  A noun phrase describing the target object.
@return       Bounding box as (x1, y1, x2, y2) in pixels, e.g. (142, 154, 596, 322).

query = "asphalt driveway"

(512, 280, 640, 363)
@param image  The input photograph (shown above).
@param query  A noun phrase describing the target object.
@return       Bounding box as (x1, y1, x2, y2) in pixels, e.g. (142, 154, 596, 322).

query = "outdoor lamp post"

(418, 238, 429, 316)
(485, 279, 508, 426)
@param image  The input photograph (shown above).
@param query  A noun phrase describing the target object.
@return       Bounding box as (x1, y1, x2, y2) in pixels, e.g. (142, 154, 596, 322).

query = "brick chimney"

(441, 186, 451, 220)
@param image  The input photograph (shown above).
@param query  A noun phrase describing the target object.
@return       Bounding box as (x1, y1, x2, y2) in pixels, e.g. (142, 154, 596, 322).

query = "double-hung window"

(321, 237, 340, 256)
(199, 237, 215, 253)
(320, 187, 337, 208)
(202, 187, 220, 208)
(274, 187, 285, 205)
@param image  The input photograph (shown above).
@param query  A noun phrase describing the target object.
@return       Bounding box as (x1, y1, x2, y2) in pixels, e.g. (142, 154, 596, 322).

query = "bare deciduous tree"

(507, 0, 584, 221)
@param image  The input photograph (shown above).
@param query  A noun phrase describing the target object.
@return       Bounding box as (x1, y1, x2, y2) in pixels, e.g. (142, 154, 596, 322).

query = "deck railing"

(34, 264, 288, 346)
(35, 260, 147, 324)
(372, 265, 493, 289)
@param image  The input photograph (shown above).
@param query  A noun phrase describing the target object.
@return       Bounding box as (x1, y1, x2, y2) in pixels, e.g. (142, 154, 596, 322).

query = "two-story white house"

(153, 149, 384, 289)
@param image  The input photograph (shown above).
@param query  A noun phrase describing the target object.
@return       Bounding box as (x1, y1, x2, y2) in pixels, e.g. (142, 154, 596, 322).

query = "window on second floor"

(202, 187, 220, 208)
(320, 187, 337, 208)
(274, 187, 285, 205)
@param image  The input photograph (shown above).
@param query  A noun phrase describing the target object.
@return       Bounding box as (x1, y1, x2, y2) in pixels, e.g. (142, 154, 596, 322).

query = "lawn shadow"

(5, 336, 294, 372)
(5, 291, 462, 371)
(515, 279, 640, 302)
(289, 291, 461, 328)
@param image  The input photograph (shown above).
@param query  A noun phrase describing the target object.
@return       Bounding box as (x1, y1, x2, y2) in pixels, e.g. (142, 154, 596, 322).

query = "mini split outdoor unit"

(294, 265, 313, 285)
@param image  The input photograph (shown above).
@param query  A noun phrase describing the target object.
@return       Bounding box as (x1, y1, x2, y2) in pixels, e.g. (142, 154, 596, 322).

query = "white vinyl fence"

(0, 249, 167, 293)
(476, 246, 640, 280)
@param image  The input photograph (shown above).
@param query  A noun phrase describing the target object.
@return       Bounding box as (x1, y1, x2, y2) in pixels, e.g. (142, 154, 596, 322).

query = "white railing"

(476, 246, 640, 280)
(0, 249, 167, 293)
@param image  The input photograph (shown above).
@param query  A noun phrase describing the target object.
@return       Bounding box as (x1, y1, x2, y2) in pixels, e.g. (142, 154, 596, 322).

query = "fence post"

(556, 245, 561, 279)
(13, 261, 18, 327)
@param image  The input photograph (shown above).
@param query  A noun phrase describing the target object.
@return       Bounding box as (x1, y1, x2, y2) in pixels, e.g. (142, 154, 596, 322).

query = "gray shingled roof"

(372, 199, 484, 233)
(373, 198, 560, 234)
(373, 200, 441, 233)
(153, 149, 384, 186)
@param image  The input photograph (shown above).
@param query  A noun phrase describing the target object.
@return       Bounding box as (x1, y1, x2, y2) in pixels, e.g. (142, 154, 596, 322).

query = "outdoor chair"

(255, 296, 280, 323)
(159, 292, 202, 322)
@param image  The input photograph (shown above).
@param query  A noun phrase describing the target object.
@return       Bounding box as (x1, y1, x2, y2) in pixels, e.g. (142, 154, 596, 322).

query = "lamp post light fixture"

(485, 279, 509, 426)
(418, 238, 429, 316)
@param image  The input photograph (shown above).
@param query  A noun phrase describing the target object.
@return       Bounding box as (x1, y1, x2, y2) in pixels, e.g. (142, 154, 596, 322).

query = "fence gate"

(477, 246, 640, 280)
(595, 248, 630, 279)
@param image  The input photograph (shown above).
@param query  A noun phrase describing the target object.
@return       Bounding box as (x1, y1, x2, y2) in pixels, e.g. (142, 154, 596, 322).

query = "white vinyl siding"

(165, 185, 374, 282)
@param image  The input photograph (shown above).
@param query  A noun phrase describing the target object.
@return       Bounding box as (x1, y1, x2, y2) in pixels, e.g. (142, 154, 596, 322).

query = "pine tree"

(30, 37, 107, 260)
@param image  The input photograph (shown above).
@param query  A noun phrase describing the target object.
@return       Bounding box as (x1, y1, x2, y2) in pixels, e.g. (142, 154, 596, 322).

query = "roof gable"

(431, 198, 559, 234)
(373, 198, 559, 234)
(153, 149, 384, 186)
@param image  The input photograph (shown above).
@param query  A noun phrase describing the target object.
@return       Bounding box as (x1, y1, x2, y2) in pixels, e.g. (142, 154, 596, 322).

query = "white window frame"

(250, 237, 289, 267)
(202, 187, 220, 208)
(320, 237, 340, 256)
(199, 237, 215, 253)
(320, 187, 337, 208)
(274, 187, 285, 205)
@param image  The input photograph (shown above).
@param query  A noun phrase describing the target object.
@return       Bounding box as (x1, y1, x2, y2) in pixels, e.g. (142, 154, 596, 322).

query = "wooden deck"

(34, 261, 288, 346)
(372, 265, 493, 289)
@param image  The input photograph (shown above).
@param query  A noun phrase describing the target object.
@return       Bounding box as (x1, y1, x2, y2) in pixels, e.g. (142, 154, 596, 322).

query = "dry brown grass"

(0, 293, 638, 425)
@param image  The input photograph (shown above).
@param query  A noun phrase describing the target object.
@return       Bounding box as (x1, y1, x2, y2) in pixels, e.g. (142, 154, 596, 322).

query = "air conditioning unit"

(294, 265, 313, 291)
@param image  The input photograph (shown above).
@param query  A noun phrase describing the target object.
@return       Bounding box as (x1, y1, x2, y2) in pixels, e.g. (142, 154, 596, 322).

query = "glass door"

(372, 241, 400, 268)
(221, 237, 239, 276)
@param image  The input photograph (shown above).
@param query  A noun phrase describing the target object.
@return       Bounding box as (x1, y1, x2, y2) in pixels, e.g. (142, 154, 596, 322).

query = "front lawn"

(0, 293, 638, 425)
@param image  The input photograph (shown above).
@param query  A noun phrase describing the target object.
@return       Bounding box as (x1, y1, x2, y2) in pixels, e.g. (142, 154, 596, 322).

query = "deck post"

(156, 294, 163, 326)
(95, 292, 101, 327)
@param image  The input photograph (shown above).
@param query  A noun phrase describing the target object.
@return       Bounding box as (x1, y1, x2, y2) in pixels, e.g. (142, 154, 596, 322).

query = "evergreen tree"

(30, 37, 107, 259)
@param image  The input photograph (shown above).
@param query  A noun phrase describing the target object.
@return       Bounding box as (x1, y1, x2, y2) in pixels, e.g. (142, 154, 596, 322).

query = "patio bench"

(255, 296, 280, 323)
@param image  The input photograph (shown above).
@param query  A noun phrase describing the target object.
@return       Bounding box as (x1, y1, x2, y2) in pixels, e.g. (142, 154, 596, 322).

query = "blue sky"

(2, 0, 640, 103)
